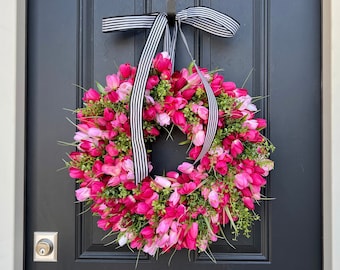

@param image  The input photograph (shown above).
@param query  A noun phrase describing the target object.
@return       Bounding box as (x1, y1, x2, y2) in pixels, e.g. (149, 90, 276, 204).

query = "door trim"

(0, 0, 25, 270)
(1, 0, 338, 269)
(322, 1, 340, 269)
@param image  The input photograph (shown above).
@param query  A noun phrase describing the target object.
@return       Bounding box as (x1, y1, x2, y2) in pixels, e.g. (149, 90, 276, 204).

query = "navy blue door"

(26, 0, 321, 269)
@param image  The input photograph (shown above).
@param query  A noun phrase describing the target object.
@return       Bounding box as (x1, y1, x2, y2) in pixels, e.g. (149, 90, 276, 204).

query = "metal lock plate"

(33, 232, 58, 262)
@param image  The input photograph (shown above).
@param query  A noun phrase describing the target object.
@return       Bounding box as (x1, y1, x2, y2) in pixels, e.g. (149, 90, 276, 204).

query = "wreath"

(67, 52, 274, 258)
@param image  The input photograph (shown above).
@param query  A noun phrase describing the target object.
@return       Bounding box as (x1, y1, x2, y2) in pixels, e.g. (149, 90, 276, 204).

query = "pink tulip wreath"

(67, 52, 274, 258)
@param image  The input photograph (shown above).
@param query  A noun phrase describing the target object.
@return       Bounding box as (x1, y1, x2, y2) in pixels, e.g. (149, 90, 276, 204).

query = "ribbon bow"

(102, 7, 240, 184)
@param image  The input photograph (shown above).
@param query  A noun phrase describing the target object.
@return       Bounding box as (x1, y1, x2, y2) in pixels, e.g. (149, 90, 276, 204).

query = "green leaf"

(178, 139, 191, 146)
(96, 81, 106, 94)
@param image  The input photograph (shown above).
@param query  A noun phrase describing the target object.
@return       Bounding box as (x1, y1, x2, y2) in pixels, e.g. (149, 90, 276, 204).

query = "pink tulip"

(178, 182, 196, 195)
(144, 127, 158, 137)
(102, 164, 121, 176)
(122, 159, 133, 171)
(156, 218, 172, 234)
(69, 167, 84, 179)
(251, 173, 266, 186)
(233, 88, 248, 97)
(189, 222, 198, 239)
(116, 82, 132, 101)
(156, 113, 170, 126)
(242, 197, 255, 210)
(97, 219, 110, 230)
(241, 130, 263, 143)
(187, 73, 201, 85)
(83, 88, 101, 102)
(118, 63, 132, 78)
(143, 241, 158, 256)
(75, 187, 90, 201)
(208, 190, 219, 208)
(87, 127, 102, 138)
(140, 226, 154, 239)
(143, 106, 157, 121)
(256, 118, 267, 130)
(188, 146, 201, 160)
(146, 75, 160, 90)
(215, 161, 228, 176)
(161, 70, 171, 80)
(166, 171, 179, 179)
(145, 192, 159, 205)
(169, 188, 180, 206)
(92, 160, 103, 176)
(222, 81, 236, 92)
(107, 91, 119, 102)
(197, 106, 208, 120)
(153, 52, 171, 73)
(144, 89, 155, 104)
(261, 159, 274, 176)
(157, 233, 170, 248)
(154, 176, 171, 188)
(181, 88, 196, 100)
(172, 111, 186, 127)
(105, 142, 119, 157)
(243, 119, 258, 130)
(193, 130, 205, 146)
(107, 176, 121, 186)
(90, 181, 104, 196)
(103, 108, 114, 121)
(178, 162, 194, 174)
(105, 74, 120, 91)
(169, 229, 179, 247)
(241, 188, 252, 197)
(234, 172, 252, 190)
(174, 77, 187, 91)
(231, 139, 244, 157)
(136, 202, 151, 215)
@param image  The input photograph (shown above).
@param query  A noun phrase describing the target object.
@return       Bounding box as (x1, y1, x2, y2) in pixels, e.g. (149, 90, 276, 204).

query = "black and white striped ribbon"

(102, 7, 240, 184)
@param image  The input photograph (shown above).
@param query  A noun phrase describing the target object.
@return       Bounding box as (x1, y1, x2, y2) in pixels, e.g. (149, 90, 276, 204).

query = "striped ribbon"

(102, 7, 240, 184)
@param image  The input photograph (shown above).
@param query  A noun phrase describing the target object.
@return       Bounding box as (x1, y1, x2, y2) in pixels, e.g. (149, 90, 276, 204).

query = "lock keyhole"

(35, 239, 53, 256)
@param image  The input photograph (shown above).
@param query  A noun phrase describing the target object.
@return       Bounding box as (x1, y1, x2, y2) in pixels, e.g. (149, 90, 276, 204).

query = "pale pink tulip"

(143, 241, 158, 256)
(193, 130, 205, 146)
(154, 176, 171, 188)
(156, 218, 172, 234)
(208, 190, 219, 208)
(116, 82, 132, 101)
(156, 113, 170, 126)
(75, 187, 90, 201)
(105, 74, 120, 91)
(169, 188, 180, 206)
(87, 127, 103, 138)
(178, 162, 194, 174)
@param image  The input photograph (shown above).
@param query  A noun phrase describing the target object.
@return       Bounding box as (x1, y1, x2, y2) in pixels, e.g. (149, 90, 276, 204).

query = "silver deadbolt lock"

(35, 238, 53, 256)
(33, 232, 58, 262)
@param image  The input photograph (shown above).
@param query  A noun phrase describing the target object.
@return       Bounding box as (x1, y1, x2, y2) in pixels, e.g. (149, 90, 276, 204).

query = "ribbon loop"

(102, 7, 240, 184)
(176, 7, 239, 37)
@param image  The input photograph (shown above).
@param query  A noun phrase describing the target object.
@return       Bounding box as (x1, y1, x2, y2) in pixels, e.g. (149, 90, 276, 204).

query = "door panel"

(26, 0, 321, 269)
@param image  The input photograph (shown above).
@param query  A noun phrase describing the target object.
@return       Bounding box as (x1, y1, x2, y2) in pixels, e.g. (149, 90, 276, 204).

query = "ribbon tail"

(177, 21, 219, 164)
(129, 13, 168, 184)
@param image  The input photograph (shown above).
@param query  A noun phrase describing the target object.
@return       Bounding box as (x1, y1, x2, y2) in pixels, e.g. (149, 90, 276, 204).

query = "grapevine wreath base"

(67, 52, 274, 259)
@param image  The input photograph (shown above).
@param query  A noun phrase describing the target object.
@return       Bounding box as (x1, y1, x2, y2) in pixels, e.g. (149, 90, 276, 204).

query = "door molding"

(0, 0, 338, 269)
(0, 0, 25, 270)
(322, 1, 340, 269)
